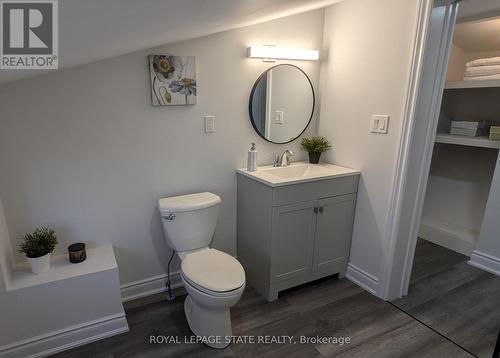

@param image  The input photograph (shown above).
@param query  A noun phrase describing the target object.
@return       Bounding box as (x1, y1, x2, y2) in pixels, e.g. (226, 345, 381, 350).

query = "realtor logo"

(1, 0, 58, 69)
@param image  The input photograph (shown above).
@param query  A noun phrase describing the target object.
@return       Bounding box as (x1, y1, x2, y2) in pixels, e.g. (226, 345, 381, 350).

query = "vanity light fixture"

(247, 46, 320, 61)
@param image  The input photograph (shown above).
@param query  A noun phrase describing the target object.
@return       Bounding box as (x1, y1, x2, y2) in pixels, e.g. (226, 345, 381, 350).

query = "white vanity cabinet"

(236, 170, 359, 301)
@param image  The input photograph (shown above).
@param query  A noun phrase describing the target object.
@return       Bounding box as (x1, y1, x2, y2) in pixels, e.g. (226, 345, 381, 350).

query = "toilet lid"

(181, 248, 245, 292)
(159, 192, 221, 214)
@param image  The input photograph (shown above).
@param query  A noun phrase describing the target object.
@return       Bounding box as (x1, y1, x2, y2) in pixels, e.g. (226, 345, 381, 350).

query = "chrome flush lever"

(165, 213, 175, 221)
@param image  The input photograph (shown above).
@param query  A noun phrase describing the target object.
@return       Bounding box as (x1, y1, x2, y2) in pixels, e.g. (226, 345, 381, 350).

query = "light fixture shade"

(247, 46, 319, 61)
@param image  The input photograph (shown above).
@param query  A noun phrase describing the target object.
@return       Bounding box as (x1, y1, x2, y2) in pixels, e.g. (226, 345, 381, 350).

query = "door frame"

(377, 0, 459, 300)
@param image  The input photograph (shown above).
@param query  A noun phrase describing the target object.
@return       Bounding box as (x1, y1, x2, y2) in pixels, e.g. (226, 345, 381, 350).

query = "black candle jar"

(68, 243, 86, 263)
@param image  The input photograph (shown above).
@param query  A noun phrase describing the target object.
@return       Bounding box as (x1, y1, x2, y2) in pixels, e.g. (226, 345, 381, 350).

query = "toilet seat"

(181, 248, 245, 294)
(182, 274, 245, 297)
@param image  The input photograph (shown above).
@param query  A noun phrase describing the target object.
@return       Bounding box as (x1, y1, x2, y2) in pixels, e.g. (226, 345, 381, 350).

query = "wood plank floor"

(393, 238, 500, 358)
(53, 274, 473, 358)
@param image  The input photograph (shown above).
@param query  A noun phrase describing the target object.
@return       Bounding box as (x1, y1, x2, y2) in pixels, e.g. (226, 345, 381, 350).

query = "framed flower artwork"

(148, 55, 197, 106)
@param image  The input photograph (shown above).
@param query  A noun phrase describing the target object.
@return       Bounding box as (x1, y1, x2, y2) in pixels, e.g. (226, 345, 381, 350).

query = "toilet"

(158, 192, 245, 348)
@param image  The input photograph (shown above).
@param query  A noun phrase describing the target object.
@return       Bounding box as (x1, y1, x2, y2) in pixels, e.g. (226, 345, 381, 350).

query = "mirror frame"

(248, 64, 315, 144)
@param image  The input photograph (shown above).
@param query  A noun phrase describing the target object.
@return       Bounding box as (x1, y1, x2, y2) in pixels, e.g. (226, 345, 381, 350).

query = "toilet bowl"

(159, 192, 245, 348)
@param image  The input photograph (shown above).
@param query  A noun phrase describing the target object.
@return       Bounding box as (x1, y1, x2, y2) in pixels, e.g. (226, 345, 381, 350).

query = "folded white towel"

(463, 74, 500, 81)
(465, 65, 500, 77)
(466, 57, 500, 67)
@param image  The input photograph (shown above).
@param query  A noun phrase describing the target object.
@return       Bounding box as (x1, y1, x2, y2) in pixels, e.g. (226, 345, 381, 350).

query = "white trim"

(377, 0, 434, 300)
(377, 0, 462, 300)
(468, 250, 500, 276)
(346, 263, 379, 295)
(120, 270, 182, 302)
(0, 314, 129, 358)
(419, 220, 477, 256)
(398, 4, 458, 299)
(396, 2, 459, 299)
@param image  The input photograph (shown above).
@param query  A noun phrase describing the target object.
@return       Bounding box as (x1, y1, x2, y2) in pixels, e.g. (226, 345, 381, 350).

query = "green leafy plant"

(19, 227, 58, 258)
(300, 136, 332, 154)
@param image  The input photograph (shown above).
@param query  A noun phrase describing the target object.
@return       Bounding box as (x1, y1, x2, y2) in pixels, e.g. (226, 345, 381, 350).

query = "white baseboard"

(468, 250, 500, 276)
(0, 313, 129, 358)
(346, 263, 379, 295)
(419, 219, 477, 256)
(120, 271, 182, 302)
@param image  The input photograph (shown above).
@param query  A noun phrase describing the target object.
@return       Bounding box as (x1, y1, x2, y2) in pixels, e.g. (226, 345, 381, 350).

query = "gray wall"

(318, 0, 422, 280)
(0, 10, 324, 285)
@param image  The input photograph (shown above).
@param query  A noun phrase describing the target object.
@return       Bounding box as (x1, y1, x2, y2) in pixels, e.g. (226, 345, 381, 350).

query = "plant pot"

(308, 152, 322, 164)
(27, 253, 51, 274)
(68, 243, 86, 263)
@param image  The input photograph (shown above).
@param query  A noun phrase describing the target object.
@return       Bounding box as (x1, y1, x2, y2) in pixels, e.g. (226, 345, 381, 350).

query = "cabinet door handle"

(319, 207, 324, 213)
(313, 207, 319, 214)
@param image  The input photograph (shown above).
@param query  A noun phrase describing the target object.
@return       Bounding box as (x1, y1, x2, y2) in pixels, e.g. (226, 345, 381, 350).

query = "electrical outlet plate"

(370, 114, 389, 134)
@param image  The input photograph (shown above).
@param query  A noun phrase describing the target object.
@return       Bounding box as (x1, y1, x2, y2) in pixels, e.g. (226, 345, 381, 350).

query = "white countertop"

(236, 161, 360, 187)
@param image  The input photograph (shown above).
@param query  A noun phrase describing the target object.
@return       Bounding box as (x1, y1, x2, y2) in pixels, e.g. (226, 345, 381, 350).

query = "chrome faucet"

(274, 150, 295, 167)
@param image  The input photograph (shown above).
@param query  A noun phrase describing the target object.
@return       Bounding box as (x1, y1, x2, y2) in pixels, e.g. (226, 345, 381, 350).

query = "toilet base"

(184, 295, 232, 349)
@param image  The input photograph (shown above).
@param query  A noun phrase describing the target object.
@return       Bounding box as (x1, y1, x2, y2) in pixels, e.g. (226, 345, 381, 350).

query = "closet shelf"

(445, 79, 500, 89)
(435, 134, 500, 149)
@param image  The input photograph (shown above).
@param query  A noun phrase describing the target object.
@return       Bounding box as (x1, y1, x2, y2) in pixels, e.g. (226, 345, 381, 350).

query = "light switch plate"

(204, 116, 215, 133)
(275, 110, 284, 124)
(370, 114, 389, 134)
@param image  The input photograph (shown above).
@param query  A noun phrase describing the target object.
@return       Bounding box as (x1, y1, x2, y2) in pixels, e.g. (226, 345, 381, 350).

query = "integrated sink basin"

(261, 164, 334, 179)
(237, 161, 360, 187)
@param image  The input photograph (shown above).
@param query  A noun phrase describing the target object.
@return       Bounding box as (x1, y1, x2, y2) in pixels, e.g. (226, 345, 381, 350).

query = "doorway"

(386, 1, 500, 356)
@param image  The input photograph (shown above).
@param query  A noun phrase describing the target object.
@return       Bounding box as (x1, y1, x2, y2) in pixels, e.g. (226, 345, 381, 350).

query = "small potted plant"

(19, 227, 58, 274)
(301, 136, 332, 164)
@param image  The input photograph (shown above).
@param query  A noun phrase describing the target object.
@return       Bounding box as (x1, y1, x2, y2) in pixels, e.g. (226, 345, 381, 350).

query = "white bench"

(0, 200, 128, 358)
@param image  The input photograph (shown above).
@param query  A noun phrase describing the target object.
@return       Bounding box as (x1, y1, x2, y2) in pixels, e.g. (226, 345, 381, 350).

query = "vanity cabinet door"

(313, 194, 356, 272)
(271, 200, 317, 282)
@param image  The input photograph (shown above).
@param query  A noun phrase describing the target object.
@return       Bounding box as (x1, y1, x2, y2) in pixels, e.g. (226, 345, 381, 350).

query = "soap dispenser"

(247, 143, 258, 172)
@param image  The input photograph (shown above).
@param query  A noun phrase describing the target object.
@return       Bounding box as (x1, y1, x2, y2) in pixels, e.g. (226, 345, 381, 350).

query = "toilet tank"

(159, 192, 221, 253)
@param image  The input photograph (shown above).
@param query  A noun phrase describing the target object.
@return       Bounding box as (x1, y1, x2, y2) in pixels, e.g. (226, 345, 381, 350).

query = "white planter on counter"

(27, 253, 51, 274)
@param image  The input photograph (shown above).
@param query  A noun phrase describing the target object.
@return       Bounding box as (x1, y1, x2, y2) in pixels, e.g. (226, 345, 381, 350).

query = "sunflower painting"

(149, 55, 197, 106)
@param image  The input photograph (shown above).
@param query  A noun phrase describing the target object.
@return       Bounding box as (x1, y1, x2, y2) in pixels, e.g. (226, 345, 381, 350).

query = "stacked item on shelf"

(490, 126, 500, 141)
(463, 56, 500, 81)
(450, 120, 489, 137)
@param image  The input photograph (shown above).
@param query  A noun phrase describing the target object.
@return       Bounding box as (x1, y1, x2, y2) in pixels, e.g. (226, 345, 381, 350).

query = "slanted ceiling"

(454, 16, 500, 53)
(0, 0, 341, 84)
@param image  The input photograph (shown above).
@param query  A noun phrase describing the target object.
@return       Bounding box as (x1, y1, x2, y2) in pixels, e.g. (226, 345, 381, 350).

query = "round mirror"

(249, 64, 314, 144)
